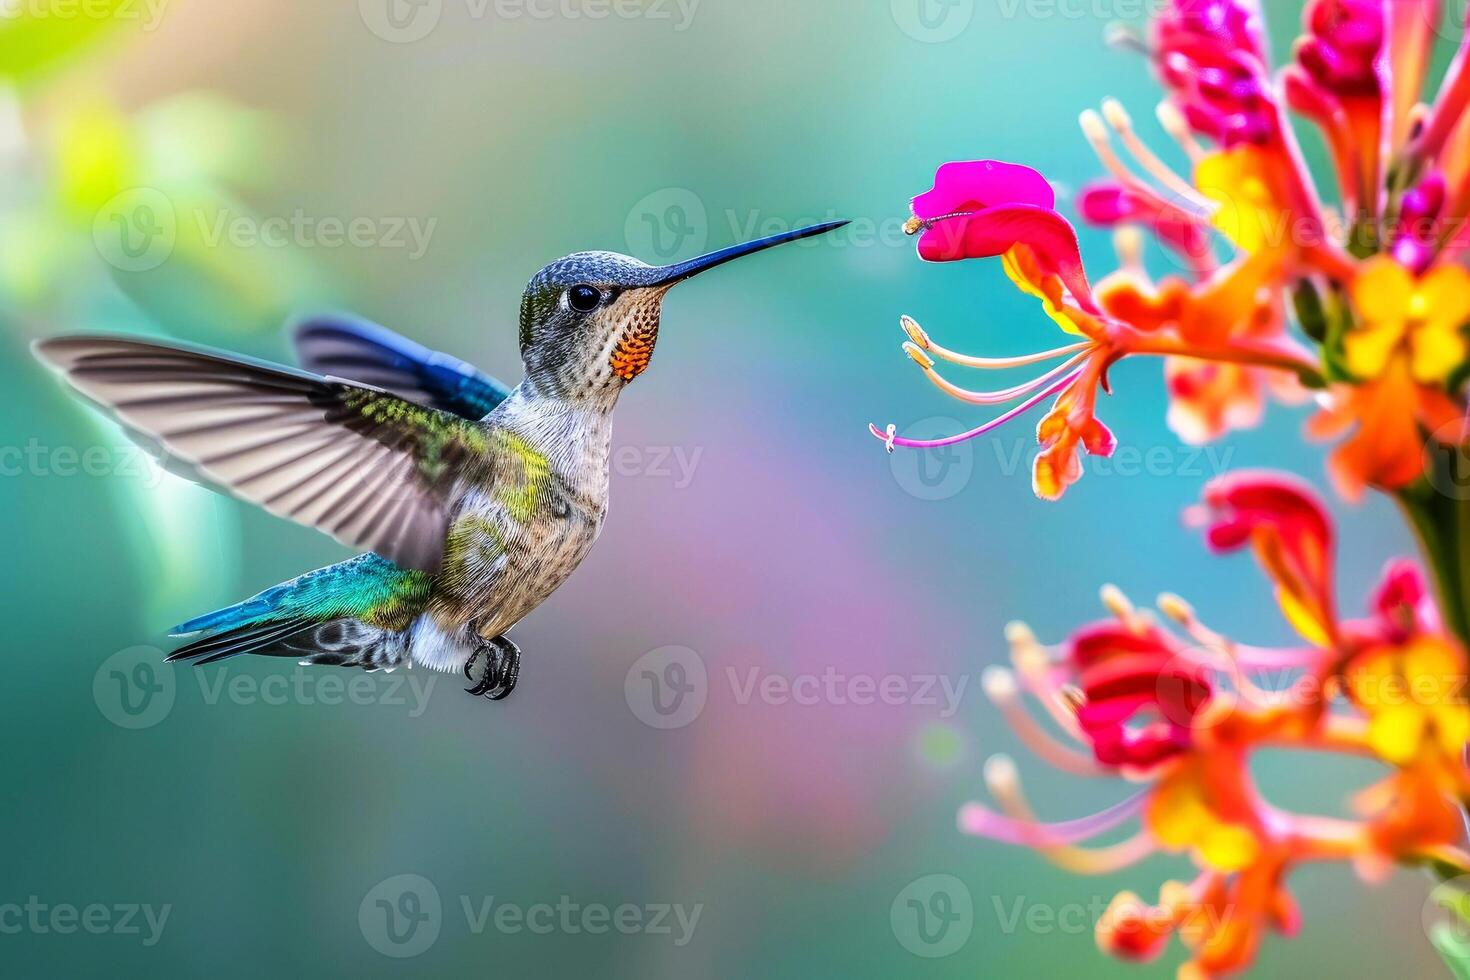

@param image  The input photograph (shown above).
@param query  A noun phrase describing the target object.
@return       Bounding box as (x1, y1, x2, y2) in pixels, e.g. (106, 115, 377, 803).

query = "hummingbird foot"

(463, 634, 521, 701)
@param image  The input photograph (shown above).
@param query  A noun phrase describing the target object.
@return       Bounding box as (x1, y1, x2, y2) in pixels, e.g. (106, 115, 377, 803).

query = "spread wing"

(291, 314, 513, 421)
(33, 335, 492, 573)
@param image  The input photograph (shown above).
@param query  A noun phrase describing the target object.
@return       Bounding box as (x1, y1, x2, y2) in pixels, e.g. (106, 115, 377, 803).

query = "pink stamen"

(959, 789, 1149, 847)
(870, 367, 1084, 451)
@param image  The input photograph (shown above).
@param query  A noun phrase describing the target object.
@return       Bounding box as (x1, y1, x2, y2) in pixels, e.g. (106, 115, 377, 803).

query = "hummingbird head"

(517, 220, 847, 402)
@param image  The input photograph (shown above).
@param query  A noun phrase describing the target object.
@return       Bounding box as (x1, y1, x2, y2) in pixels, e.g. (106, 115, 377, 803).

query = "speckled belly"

(427, 481, 605, 642)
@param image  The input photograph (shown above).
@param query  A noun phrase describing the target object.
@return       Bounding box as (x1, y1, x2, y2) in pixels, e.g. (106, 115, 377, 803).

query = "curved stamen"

(1103, 98, 1217, 210)
(901, 316, 1094, 368)
(960, 768, 1149, 846)
(908, 345, 1092, 405)
(979, 755, 1157, 874)
(1155, 100, 1206, 165)
(869, 367, 1084, 451)
(1080, 108, 1215, 219)
(984, 667, 1104, 777)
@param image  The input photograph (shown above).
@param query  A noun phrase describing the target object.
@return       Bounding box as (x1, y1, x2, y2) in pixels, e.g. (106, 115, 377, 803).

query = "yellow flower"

(1147, 765, 1260, 872)
(1347, 258, 1470, 384)
(1346, 637, 1470, 766)
(1194, 146, 1289, 256)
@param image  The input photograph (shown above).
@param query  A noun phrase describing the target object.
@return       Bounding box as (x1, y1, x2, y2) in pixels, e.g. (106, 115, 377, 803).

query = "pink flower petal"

(911, 159, 1055, 221)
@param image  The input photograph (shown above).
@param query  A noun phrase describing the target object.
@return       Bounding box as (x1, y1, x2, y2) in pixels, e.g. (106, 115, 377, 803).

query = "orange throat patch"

(610, 307, 660, 381)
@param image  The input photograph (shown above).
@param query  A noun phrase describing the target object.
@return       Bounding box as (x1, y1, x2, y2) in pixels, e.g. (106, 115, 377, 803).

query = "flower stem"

(1396, 453, 1470, 649)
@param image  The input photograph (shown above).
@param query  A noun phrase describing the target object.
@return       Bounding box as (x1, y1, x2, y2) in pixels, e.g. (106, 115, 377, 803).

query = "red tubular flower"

(1289, 0, 1387, 217)
(1152, 0, 1277, 147)
(1069, 620, 1214, 769)
(1194, 471, 1337, 647)
(958, 473, 1470, 978)
(906, 160, 1101, 314)
(1079, 180, 1215, 273)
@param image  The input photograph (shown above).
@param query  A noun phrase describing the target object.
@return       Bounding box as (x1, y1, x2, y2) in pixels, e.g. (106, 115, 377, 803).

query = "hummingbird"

(35, 220, 848, 701)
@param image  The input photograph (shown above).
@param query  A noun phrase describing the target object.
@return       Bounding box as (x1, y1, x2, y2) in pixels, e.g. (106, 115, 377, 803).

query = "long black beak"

(648, 219, 850, 287)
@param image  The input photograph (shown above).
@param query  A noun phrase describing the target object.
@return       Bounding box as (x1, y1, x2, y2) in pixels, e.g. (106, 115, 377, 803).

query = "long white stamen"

(1102, 98, 1216, 210)
(908, 346, 1092, 405)
(1081, 109, 1213, 221)
(901, 315, 1093, 368)
(1156, 100, 1207, 164)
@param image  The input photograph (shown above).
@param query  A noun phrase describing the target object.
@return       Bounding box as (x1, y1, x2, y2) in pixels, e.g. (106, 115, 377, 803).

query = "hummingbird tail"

(167, 553, 432, 668)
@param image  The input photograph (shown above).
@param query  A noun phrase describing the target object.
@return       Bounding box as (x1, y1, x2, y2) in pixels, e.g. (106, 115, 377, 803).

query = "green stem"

(1396, 447, 1470, 649)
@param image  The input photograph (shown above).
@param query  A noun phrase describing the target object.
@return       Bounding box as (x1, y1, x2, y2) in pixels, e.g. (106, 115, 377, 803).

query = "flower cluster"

(967, 472, 1470, 977)
(876, 1, 1470, 974)
(874, 0, 1470, 502)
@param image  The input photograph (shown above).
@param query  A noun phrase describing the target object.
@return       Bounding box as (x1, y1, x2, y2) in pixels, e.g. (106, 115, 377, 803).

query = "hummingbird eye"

(566, 284, 603, 313)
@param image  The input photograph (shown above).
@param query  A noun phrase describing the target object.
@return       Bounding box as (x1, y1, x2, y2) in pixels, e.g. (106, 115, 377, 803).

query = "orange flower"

(1310, 258, 1470, 497)
(960, 474, 1470, 978)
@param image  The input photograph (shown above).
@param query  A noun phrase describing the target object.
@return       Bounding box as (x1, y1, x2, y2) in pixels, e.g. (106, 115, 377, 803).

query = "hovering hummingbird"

(35, 221, 847, 701)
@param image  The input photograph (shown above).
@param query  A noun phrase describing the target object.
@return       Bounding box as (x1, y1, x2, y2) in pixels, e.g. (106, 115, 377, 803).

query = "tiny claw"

(465, 635, 521, 701)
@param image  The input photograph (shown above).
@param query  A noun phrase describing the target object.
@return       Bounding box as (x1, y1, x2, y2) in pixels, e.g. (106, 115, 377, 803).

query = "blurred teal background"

(0, 1, 1453, 976)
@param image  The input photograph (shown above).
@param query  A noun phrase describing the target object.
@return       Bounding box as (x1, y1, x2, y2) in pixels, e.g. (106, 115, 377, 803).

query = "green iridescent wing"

(34, 335, 491, 573)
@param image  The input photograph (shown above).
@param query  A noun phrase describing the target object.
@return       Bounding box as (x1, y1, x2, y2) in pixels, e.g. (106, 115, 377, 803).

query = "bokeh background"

(0, 0, 1459, 976)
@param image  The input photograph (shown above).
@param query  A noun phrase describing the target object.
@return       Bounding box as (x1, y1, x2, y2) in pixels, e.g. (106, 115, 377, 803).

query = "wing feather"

(292, 314, 513, 420)
(34, 335, 491, 573)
